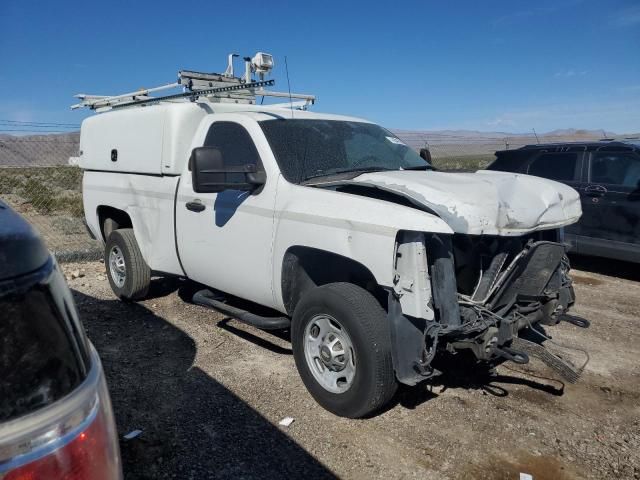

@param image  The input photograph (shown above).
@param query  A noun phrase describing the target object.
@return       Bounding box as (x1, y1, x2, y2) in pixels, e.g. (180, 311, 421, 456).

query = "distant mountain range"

(0, 132, 79, 167)
(394, 128, 640, 155)
(0, 132, 79, 140)
(392, 128, 638, 140)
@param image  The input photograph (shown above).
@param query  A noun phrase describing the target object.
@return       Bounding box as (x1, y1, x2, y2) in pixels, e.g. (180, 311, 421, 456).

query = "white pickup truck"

(76, 55, 584, 417)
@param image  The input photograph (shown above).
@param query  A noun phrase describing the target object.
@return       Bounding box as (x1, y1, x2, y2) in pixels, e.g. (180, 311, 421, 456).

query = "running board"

(192, 289, 291, 330)
(511, 337, 583, 383)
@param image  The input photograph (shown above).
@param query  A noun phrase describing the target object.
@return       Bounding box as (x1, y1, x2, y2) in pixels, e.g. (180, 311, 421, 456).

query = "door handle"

(186, 200, 206, 212)
(584, 185, 607, 197)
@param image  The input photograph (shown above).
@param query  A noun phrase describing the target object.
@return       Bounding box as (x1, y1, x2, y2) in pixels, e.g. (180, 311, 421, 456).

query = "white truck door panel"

(175, 118, 278, 309)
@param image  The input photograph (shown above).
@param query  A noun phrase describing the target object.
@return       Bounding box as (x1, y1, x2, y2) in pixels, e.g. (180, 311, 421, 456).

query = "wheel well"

(281, 246, 385, 316)
(97, 206, 132, 241)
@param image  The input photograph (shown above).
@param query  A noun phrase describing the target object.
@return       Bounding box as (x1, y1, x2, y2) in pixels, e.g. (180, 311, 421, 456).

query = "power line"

(0, 128, 79, 133)
(0, 119, 80, 127)
(0, 119, 80, 126)
(0, 125, 79, 130)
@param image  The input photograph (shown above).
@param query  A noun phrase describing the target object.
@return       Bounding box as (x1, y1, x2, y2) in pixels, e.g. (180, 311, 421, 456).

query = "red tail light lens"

(5, 406, 118, 480)
(0, 348, 121, 480)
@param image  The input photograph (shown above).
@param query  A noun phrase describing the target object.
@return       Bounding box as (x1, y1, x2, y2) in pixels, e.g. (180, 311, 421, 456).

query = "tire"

(105, 228, 150, 301)
(291, 282, 397, 418)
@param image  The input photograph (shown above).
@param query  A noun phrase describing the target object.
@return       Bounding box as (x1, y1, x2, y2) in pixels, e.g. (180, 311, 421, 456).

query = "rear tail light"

(0, 347, 121, 480)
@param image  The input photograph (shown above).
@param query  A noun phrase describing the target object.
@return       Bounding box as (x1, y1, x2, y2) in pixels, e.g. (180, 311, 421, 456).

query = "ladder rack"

(110, 79, 275, 110)
(71, 52, 316, 112)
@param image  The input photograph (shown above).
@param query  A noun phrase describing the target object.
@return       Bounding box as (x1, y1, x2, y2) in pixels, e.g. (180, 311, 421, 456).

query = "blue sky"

(1, 0, 639, 133)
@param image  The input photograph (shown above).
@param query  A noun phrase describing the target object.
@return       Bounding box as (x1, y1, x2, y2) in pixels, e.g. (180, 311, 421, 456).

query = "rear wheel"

(105, 228, 150, 301)
(292, 283, 397, 418)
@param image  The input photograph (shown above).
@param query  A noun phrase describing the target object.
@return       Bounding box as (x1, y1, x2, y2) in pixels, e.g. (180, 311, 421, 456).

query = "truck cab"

(75, 53, 585, 418)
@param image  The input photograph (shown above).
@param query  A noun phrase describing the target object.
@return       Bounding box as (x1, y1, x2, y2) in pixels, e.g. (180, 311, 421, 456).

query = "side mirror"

(419, 147, 432, 164)
(190, 147, 266, 193)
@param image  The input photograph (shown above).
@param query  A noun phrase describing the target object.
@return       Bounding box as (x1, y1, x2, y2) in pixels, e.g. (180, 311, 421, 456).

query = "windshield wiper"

(401, 164, 435, 171)
(302, 166, 395, 182)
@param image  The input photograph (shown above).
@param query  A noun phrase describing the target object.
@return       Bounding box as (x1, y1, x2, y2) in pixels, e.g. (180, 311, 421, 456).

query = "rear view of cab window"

(528, 153, 577, 181)
(0, 285, 85, 422)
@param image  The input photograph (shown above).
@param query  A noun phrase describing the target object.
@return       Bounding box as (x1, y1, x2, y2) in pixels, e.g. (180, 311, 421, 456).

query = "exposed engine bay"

(390, 229, 583, 386)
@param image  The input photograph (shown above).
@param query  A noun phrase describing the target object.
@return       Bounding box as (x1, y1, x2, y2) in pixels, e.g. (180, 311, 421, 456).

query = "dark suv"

(486, 140, 640, 263)
(0, 200, 122, 479)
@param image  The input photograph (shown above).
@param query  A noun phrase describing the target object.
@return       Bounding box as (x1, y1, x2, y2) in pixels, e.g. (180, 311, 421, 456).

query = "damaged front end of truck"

(316, 169, 588, 386)
(390, 229, 584, 386)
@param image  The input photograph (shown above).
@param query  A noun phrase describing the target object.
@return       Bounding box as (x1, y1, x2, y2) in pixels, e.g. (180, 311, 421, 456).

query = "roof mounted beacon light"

(71, 51, 315, 112)
(251, 52, 274, 79)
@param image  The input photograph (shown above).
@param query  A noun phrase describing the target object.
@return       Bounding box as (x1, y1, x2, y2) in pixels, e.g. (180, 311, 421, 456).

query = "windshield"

(259, 119, 431, 183)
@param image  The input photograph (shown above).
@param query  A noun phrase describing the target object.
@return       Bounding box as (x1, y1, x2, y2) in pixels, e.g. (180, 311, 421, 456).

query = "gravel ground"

(61, 256, 640, 480)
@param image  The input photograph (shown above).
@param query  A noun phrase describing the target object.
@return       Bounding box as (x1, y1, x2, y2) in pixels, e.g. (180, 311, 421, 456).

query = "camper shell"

(79, 103, 207, 175)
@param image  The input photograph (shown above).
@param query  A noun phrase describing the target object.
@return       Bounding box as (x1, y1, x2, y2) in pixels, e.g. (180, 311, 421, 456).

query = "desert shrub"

(0, 170, 24, 194)
(432, 154, 495, 171)
(0, 166, 84, 216)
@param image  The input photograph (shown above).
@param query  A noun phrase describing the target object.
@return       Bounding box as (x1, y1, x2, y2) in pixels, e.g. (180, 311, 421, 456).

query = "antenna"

(284, 56, 294, 118)
(532, 128, 540, 144)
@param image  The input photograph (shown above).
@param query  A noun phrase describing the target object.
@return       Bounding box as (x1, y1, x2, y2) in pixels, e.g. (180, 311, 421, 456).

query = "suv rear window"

(487, 151, 530, 172)
(528, 153, 578, 181)
(0, 270, 87, 422)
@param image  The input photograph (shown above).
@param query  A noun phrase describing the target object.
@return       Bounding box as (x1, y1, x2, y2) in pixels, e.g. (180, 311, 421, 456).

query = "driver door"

(175, 118, 277, 308)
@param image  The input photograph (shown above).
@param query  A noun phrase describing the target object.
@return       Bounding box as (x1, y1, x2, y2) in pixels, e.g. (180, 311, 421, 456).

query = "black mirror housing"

(419, 148, 432, 164)
(190, 147, 266, 193)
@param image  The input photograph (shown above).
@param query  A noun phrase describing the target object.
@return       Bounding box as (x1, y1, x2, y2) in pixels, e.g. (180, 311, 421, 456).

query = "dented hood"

(348, 170, 582, 236)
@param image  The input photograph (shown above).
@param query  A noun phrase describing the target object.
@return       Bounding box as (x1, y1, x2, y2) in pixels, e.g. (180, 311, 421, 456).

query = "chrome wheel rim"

(108, 246, 126, 288)
(303, 314, 356, 394)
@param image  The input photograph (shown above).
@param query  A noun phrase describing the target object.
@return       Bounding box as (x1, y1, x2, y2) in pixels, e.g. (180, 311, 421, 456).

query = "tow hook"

(495, 345, 530, 364)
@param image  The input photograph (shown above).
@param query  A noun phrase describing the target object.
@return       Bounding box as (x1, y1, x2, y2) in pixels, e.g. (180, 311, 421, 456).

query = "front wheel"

(105, 228, 150, 301)
(291, 283, 397, 418)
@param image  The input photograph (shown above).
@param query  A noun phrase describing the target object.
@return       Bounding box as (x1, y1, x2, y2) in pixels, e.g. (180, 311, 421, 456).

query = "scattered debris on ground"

(278, 417, 295, 428)
(123, 430, 143, 441)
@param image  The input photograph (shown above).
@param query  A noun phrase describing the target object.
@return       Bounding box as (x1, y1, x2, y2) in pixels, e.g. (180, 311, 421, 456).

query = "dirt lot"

(61, 257, 639, 480)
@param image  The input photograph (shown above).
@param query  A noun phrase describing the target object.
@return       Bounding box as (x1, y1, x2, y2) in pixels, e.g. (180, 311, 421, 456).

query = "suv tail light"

(0, 348, 121, 480)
